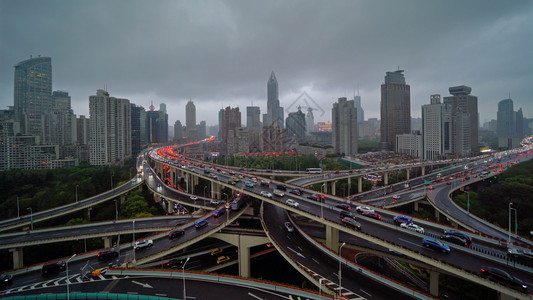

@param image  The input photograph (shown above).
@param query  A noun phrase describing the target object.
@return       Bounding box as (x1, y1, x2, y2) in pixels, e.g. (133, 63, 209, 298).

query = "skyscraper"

(332, 97, 358, 156)
(443, 86, 479, 155)
(198, 120, 206, 139)
(146, 104, 168, 144)
(131, 104, 146, 156)
(221, 106, 241, 143)
(174, 120, 184, 141)
(50, 91, 75, 155)
(354, 94, 364, 123)
(185, 100, 197, 142)
(497, 98, 523, 149)
(13, 56, 53, 141)
(246, 106, 261, 132)
(305, 107, 314, 133)
(89, 89, 132, 166)
(286, 107, 306, 141)
(422, 95, 452, 160)
(263, 72, 284, 128)
(380, 70, 411, 151)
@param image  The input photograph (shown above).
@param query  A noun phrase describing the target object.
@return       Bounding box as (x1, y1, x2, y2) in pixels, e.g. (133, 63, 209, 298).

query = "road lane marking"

(360, 289, 372, 297)
(398, 238, 424, 249)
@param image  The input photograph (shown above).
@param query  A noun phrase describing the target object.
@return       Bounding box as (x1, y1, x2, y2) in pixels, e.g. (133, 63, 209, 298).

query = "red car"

(362, 211, 382, 220)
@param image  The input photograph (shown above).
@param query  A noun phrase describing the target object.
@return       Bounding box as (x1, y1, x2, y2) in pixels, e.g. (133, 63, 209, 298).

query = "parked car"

(195, 219, 208, 228)
(168, 229, 185, 239)
(422, 237, 450, 254)
(440, 234, 468, 246)
(260, 191, 273, 199)
(362, 211, 382, 220)
(480, 266, 528, 291)
(98, 248, 118, 260)
(217, 256, 230, 264)
(393, 215, 413, 224)
(213, 209, 225, 218)
(284, 222, 294, 233)
(335, 204, 351, 210)
(341, 217, 361, 230)
(355, 206, 374, 214)
(507, 247, 533, 262)
(400, 223, 425, 234)
(41, 260, 66, 276)
(443, 229, 472, 245)
(285, 199, 299, 208)
(134, 239, 154, 250)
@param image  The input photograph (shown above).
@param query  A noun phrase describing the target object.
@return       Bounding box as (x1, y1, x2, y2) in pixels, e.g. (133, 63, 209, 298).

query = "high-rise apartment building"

(131, 104, 146, 156)
(263, 72, 284, 128)
(146, 102, 168, 144)
(332, 97, 358, 156)
(443, 86, 479, 155)
(422, 95, 452, 160)
(354, 94, 364, 123)
(14, 56, 53, 142)
(221, 106, 241, 143)
(185, 100, 197, 142)
(286, 107, 306, 141)
(50, 91, 75, 155)
(174, 120, 184, 141)
(306, 107, 315, 133)
(198, 120, 207, 139)
(380, 70, 411, 151)
(497, 98, 524, 149)
(89, 89, 132, 166)
(76, 115, 90, 145)
(246, 106, 261, 132)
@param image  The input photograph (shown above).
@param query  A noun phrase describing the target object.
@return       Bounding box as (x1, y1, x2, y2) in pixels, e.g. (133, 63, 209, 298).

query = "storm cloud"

(1, 0, 532, 126)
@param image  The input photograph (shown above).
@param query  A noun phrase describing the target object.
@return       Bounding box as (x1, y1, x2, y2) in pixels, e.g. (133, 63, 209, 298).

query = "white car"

(285, 199, 299, 208)
(134, 239, 154, 250)
(210, 199, 221, 205)
(400, 223, 425, 234)
(355, 206, 374, 214)
(190, 196, 198, 201)
(260, 191, 273, 198)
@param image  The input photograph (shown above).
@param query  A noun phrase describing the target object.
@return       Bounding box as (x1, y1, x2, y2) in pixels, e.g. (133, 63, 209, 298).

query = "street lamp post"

(132, 220, 136, 262)
(508, 203, 518, 243)
(17, 196, 19, 218)
(66, 254, 76, 300)
(204, 186, 207, 198)
(338, 242, 346, 296)
(320, 184, 325, 219)
(111, 174, 114, 189)
(27, 207, 33, 230)
(319, 278, 324, 299)
(114, 199, 118, 220)
(183, 257, 191, 300)
(75, 185, 79, 202)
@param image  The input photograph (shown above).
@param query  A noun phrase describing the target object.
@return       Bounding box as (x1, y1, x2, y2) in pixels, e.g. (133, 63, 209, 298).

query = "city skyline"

(1, 1, 532, 126)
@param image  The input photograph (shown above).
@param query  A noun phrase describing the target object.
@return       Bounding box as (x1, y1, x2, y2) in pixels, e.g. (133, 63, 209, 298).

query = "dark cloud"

(1, 0, 532, 126)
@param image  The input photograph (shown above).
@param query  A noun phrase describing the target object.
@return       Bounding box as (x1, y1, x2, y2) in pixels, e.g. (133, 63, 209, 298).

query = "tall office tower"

(263, 71, 284, 128)
(198, 120, 206, 139)
(89, 89, 132, 166)
(354, 94, 364, 123)
(332, 97, 358, 156)
(306, 107, 314, 133)
(443, 86, 479, 155)
(422, 95, 452, 160)
(131, 104, 146, 156)
(246, 106, 261, 132)
(380, 70, 411, 151)
(185, 100, 197, 142)
(174, 120, 184, 141)
(221, 106, 241, 143)
(49, 91, 75, 154)
(160, 103, 167, 113)
(146, 103, 168, 144)
(218, 108, 224, 139)
(76, 115, 90, 145)
(497, 98, 523, 149)
(286, 107, 306, 141)
(13, 56, 53, 141)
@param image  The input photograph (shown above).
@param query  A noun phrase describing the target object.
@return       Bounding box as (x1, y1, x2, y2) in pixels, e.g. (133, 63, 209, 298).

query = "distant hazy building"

(174, 120, 184, 141)
(50, 91, 75, 156)
(396, 131, 423, 158)
(305, 107, 315, 133)
(159, 103, 167, 113)
(263, 71, 284, 128)
(221, 106, 241, 143)
(246, 106, 261, 132)
(89, 89, 131, 166)
(354, 94, 364, 123)
(358, 118, 380, 140)
(422, 95, 452, 160)
(380, 70, 411, 152)
(198, 120, 207, 139)
(332, 97, 358, 156)
(185, 100, 197, 142)
(227, 127, 249, 155)
(497, 98, 523, 149)
(76, 115, 90, 145)
(261, 124, 287, 153)
(286, 107, 306, 141)
(131, 104, 146, 156)
(14, 56, 53, 142)
(146, 102, 168, 144)
(443, 85, 479, 156)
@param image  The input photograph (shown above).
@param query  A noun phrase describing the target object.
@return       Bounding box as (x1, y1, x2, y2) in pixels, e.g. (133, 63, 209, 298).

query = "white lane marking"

(311, 258, 320, 265)
(398, 238, 424, 249)
(287, 247, 306, 258)
(248, 292, 264, 300)
(360, 289, 372, 297)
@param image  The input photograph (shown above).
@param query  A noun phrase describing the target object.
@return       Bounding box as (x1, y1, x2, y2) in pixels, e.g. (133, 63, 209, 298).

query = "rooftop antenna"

(357, 84, 360, 96)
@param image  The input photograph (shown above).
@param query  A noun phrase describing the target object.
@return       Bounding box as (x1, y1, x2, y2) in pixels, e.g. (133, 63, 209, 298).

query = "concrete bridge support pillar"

(185, 173, 190, 193)
(422, 166, 426, 176)
(213, 182, 221, 199)
(414, 201, 419, 212)
(332, 181, 336, 196)
(406, 169, 410, 180)
(434, 209, 440, 222)
(429, 270, 439, 297)
(325, 225, 339, 252)
(9, 248, 24, 269)
(102, 236, 112, 248)
(167, 201, 175, 214)
(358, 177, 362, 193)
(384, 173, 389, 186)
(238, 238, 251, 277)
(323, 182, 328, 194)
(347, 177, 351, 194)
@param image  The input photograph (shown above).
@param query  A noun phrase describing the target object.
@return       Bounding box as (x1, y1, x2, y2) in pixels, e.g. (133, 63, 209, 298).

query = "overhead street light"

(66, 254, 76, 300)
(338, 242, 346, 297)
(183, 257, 191, 299)
(27, 207, 33, 230)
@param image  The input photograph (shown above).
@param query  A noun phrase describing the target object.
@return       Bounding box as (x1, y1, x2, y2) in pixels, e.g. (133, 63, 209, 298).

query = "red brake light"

(481, 268, 485, 272)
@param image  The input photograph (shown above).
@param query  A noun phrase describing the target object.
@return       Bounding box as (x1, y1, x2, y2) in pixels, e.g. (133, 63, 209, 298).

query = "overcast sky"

(1, 0, 532, 127)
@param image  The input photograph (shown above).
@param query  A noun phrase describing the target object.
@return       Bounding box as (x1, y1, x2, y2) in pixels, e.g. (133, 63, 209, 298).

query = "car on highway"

(289, 189, 303, 196)
(422, 237, 450, 254)
(339, 210, 357, 220)
(211, 248, 223, 255)
(195, 219, 208, 228)
(285, 199, 299, 208)
(443, 229, 472, 245)
(210, 199, 221, 205)
(98, 248, 119, 260)
(165, 259, 184, 268)
(190, 196, 198, 201)
(284, 222, 295, 233)
(362, 210, 382, 220)
(480, 266, 528, 291)
(231, 176, 240, 182)
(273, 190, 285, 197)
(0, 273, 13, 288)
(341, 217, 362, 230)
(507, 247, 533, 262)
(355, 206, 374, 214)
(213, 209, 225, 218)
(41, 260, 66, 276)
(244, 181, 255, 188)
(168, 229, 185, 239)
(276, 184, 287, 191)
(393, 215, 413, 224)
(260, 179, 271, 186)
(228, 179, 237, 185)
(134, 239, 154, 250)
(217, 256, 230, 264)
(260, 191, 273, 198)
(400, 223, 425, 234)
(440, 234, 468, 246)
(335, 204, 351, 210)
